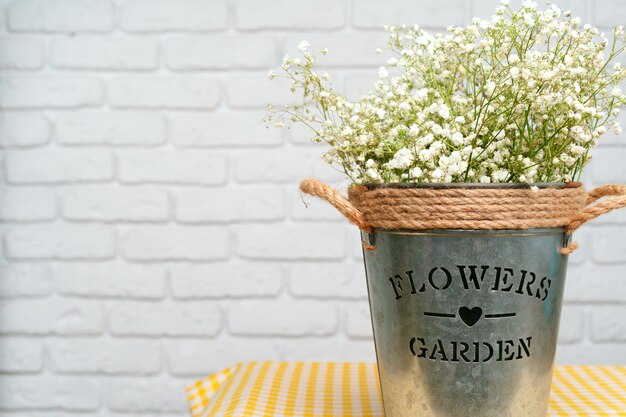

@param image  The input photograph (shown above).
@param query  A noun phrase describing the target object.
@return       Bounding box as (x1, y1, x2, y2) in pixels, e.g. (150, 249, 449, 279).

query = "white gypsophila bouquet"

(265, 1, 626, 184)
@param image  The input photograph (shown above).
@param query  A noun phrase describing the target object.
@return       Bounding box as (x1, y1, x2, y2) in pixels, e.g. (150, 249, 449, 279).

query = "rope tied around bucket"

(299, 179, 626, 254)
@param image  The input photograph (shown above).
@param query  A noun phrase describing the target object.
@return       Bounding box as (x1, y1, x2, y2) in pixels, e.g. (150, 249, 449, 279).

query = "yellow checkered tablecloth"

(186, 361, 626, 417)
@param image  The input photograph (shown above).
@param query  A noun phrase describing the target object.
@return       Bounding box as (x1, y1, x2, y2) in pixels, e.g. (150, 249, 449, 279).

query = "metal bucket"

(361, 227, 569, 417)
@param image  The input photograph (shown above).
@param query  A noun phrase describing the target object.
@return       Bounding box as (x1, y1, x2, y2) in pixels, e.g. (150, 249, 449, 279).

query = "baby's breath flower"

(266, 3, 626, 184)
(408, 124, 420, 137)
(388, 148, 414, 169)
(297, 41, 310, 51)
(438, 104, 450, 120)
(409, 166, 423, 179)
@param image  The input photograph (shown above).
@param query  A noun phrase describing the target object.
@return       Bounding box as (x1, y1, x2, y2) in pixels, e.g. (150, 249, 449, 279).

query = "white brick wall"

(0, 0, 624, 414)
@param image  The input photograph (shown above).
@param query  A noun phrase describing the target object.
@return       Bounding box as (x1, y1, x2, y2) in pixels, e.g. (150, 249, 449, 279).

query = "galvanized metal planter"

(299, 179, 626, 417)
(354, 184, 569, 417)
(359, 183, 571, 417)
(362, 227, 569, 417)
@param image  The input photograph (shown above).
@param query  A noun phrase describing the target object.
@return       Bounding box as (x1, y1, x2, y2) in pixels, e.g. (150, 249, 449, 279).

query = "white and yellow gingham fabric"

(186, 361, 626, 417)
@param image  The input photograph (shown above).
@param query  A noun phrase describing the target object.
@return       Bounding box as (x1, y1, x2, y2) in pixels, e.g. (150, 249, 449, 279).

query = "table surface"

(186, 361, 626, 417)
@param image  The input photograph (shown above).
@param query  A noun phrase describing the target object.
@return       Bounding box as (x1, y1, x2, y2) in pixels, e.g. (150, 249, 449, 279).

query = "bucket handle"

(559, 184, 626, 254)
(564, 184, 626, 234)
(300, 179, 373, 234)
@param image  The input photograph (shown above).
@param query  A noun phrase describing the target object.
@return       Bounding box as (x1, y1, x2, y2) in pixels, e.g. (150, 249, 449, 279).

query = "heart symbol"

(459, 306, 482, 327)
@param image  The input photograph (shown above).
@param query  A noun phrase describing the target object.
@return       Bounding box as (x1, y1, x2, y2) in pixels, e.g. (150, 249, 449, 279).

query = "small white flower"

(451, 132, 464, 145)
(613, 122, 623, 135)
(438, 104, 450, 120)
(529, 186, 539, 192)
(378, 66, 389, 78)
(388, 148, 414, 169)
(485, 81, 496, 96)
(500, 0, 510, 5)
(421, 133, 435, 145)
(569, 144, 585, 155)
(281, 55, 291, 69)
(297, 41, 310, 51)
(365, 168, 382, 182)
(399, 101, 411, 111)
(492, 169, 509, 182)
(418, 149, 432, 162)
(431, 168, 444, 180)
(342, 126, 354, 136)
(611, 87, 622, 97)
(267, 70, 277, 80)
(409, 166, 423, 179)
(480, 176, 491, 184)
(522, 1, 537, 9)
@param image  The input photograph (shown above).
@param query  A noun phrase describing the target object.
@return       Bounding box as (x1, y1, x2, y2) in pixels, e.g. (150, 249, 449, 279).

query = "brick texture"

(0, 113, 49, 147)
(7, 0, 114, 33)
(120, 0, 228, 32)
(117, 150, 227, 185)
(0, 0, 624, 414)
(47, 338, 162, 374)
(5, 149, 113, 184)
(109, 76, 219, 109)
(0, 76, 103, 108)
(0, 38, 43, 70)
(229, 300, 338, 336)
(234, 0, 345, 30)
(55, 111, 166, 146)
(108, 301, 221, 336)
(164, 36, 277, 70)
(169, 263, 282, 298)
